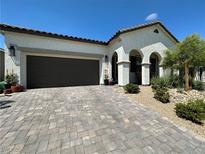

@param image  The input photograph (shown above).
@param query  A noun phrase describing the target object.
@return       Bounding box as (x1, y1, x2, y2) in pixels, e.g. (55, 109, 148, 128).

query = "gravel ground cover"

(114, 86, 205, 138)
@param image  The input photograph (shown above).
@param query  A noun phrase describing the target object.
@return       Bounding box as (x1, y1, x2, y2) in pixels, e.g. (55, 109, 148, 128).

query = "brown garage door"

(27, 55, 99, 89)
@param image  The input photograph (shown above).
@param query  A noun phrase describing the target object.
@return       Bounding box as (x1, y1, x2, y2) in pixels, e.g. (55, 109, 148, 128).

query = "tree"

(162, 49, 178, 76)
(163, 34, 205, 91)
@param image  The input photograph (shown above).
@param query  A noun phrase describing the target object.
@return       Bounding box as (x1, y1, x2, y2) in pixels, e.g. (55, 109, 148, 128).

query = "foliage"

(162, 50, 178, 74)
(150, 76, 179, 90)
(167, 74, 180, 88)
(175, 99, 205, 124)
(124, 83, 140, 94)
(154, 87, 170, 103)
(151, 77, 170, 90)
(0, 82, 6, 93)
(5, 73, 19, 85)
(192, 80, 205, 91)
(162, 34, 205, 91)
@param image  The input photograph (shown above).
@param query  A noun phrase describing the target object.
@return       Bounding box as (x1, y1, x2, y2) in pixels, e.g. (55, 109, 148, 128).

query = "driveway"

(0, 86, 204, 154)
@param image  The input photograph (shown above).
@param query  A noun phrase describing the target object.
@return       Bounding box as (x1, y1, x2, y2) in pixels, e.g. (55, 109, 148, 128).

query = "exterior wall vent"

(154, 29, 159, 33)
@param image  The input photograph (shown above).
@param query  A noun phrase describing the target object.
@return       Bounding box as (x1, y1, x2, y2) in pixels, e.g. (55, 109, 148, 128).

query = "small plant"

(175, 99, 205, 124)
(124, 83, 140, 94)
(168, 74, 180, 88)
(104, 74, 109, 85)
(5, 73, 19, 86)
(0, 82, 6, 93)
(176, 87, 184, 93)
(192, 80, 205, 91)
(151, 77, 170, 90)
(154, 87, 170, 103)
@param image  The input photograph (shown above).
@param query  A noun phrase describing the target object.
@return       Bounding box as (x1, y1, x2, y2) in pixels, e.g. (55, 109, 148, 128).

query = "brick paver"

(0, 86, 204, 154)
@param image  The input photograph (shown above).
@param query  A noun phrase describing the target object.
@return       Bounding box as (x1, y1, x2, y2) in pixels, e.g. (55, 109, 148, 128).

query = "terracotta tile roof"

(0, 21, 178, 46)
(108, 20, 179, 43)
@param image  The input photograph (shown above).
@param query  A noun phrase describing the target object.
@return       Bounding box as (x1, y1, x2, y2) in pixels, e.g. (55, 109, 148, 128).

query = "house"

(0, 21, 179, 89)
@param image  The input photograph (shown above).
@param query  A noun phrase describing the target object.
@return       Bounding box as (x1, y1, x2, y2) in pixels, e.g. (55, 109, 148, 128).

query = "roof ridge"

(0, 23, 107, 45)
(0, 20, 178, 45)
(119, 20, 160, 32)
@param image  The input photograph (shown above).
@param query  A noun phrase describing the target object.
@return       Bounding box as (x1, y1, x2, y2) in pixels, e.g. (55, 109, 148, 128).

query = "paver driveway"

(0, 86, 205, 154)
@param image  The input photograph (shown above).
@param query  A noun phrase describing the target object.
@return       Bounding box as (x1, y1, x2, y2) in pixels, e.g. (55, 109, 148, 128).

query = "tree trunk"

(184, 63, 189, 91)
(170, 68, 174, 76)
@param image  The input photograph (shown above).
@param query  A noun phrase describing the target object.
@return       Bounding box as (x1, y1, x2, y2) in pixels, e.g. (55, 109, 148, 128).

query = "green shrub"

(175, 99, 205, 124)
(192, 80, 205, 91)
(168, 75, 180, 88)
(0, 81, 6, 93)
(151, 77, 170, 90)
(154, 87, 170, 103)
(151, 75, 181, 90)
(5, 73, 18, 85)
(124, 83, 140, 94)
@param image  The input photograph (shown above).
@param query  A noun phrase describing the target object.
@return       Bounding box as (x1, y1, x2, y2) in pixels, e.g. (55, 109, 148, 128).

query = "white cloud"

(145, 13, 158, 21)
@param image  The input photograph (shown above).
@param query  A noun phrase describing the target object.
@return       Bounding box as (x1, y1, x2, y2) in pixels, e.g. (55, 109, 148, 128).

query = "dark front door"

(27, 55, 99, 89)
(150, 58, 159, 79)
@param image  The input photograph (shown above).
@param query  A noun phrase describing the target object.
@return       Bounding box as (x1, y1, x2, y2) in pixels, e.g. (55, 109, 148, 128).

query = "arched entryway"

(150, 52, 161, 79)
(112, 52, 118, 84)
(129, 50, 142, 84)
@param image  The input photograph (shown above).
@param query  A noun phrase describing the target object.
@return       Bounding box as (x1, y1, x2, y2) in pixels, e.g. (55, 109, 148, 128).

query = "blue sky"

(0, 0, 205, 48)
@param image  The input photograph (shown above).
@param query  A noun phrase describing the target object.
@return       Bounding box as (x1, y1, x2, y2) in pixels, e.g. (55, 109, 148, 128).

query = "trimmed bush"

(0, 82, 6, 93)
(151, 75, 181, 90)
(151, 77, 170, 90)
(168, 75, 180, 88)
(124, 83, 140, 94)
(5, 73, 18, 86)
(154, 87, 170, 103)
(192, 80, 205, 91)
(175, 99, 205, 124)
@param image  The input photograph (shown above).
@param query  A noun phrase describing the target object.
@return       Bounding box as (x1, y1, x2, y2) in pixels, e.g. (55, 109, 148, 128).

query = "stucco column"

(159, 65, 164, 78)
(117, 61, 130, 86)
(141, 63, 150, 85)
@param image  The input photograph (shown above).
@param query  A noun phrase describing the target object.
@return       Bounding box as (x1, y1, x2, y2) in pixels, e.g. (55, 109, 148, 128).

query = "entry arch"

(129, 49, 143, 84)
(149, 52, 162, 79)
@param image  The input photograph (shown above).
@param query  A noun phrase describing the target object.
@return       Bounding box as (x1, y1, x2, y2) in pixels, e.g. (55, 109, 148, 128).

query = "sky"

(0, 0, 205, 48)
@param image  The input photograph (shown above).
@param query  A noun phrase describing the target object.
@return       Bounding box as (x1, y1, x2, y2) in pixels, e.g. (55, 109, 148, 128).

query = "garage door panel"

(27, 56, 99, 88)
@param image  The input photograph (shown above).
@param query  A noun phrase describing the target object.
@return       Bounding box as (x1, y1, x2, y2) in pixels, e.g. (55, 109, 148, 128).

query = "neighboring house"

(195, 67, 205, 82)
(0, 48, 4, 81)
(0, 21, 178, 89)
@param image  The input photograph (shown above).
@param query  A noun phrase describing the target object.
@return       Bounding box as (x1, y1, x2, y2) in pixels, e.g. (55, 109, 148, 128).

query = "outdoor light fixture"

(9, 45, 16, 57)
(105, 55, 108, 62)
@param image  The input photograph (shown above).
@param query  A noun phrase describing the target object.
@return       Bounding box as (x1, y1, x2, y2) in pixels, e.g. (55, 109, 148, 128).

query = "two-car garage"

(27, 55, 99, 89)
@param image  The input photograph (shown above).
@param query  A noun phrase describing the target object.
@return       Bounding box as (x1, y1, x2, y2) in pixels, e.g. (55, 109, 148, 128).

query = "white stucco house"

(0, 21, 180, 89)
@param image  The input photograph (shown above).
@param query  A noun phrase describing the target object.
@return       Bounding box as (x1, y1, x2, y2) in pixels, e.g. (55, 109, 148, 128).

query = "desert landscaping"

(115, 85, 205, 138)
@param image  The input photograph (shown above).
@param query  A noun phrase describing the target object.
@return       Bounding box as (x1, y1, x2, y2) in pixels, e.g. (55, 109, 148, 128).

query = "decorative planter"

(11, 85, 24, 92)
(3, 89, 12, 94)
(104, 79, 109, 85)
(5, 84, 11, 89)
(109, 81, 114, 85)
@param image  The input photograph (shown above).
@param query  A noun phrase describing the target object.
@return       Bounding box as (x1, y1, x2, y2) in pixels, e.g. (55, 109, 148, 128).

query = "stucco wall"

(3, 32, 108, 87)
(2, 23, 177, 87)
(119, 25, 176, 85)
(5, 32, 108, 55)
(121, 25, 176, 62)
(4, 43, 21, 82)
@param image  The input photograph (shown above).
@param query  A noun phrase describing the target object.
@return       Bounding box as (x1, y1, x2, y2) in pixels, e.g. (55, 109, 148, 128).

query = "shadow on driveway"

(0, 100, 15, 109)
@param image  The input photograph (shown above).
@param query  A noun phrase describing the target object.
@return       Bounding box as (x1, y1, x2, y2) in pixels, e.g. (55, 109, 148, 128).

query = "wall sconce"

(9, 45, 16, 57)
(105, 55, 108, 62)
